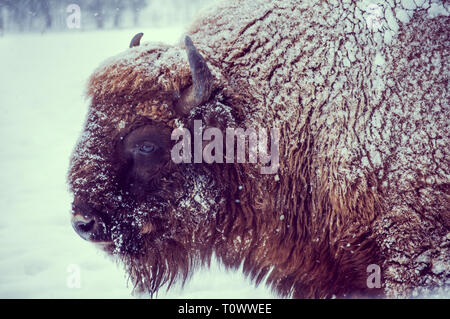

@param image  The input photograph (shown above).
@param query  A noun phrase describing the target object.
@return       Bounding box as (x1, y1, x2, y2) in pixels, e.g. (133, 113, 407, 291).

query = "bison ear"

(175, 35, 215, 116)
(129, 32, 144, 48)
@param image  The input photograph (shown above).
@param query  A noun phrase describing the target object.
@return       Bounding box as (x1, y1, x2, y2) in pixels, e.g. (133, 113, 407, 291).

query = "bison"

(68, 0, 449, 298)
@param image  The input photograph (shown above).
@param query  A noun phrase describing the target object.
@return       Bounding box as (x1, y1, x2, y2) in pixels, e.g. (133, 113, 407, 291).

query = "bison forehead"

(87, 42, 192, 101)
(83, 41, 196, 137)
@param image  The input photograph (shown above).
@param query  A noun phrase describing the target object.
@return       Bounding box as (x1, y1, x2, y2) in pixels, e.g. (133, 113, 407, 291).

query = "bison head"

(68, 35, 241, 295)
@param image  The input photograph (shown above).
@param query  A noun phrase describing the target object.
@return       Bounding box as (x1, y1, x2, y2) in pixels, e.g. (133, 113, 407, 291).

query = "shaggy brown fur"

(68, 0, 449, 298)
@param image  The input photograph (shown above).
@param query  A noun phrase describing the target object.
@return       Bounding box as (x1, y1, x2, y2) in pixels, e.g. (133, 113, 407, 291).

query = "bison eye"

(138, 143, 156, 154)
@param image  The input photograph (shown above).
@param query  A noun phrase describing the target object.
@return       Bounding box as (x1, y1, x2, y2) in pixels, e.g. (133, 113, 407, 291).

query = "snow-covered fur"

(68, 0, 449, 298)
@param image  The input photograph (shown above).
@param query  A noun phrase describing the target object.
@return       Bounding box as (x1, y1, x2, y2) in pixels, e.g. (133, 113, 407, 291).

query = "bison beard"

(68, 0, 449, 298)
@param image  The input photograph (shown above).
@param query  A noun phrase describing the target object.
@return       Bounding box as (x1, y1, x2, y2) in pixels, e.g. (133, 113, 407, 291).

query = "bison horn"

(175, 35, 214, 115)
(129, 32, 144, 48)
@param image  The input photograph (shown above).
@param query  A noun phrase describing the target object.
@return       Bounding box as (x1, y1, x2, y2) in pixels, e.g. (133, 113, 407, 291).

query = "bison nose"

(72, 214, 97, 241)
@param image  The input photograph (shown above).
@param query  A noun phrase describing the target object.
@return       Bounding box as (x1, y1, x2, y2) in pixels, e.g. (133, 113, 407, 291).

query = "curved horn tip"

(175, 35, 214, 116)
(184, 35, 194, 49)
(129, 32, 144, 48)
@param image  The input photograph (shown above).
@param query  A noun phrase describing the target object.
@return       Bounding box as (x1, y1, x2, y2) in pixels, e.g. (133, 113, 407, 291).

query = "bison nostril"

(75, 220, 95, 233)
(72, 216, 97, 241)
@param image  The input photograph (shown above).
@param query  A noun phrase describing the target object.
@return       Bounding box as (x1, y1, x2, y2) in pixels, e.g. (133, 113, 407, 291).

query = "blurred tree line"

(0, 0, 210, 34)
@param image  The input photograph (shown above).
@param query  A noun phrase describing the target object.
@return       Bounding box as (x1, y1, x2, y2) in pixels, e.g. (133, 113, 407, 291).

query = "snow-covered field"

(0, 28, 275, 299)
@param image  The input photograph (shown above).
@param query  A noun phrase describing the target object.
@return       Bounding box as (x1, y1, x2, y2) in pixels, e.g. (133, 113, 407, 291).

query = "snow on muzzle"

(71, 201, 111, 243)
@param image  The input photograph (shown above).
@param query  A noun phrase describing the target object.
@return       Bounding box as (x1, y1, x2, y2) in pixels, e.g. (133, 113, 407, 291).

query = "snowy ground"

(0, 28, 275, 299)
